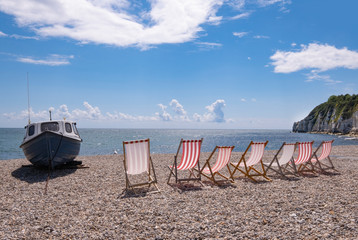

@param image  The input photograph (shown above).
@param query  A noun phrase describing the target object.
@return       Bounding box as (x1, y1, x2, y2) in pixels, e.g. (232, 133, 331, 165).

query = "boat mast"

(27, 72, 31, 124)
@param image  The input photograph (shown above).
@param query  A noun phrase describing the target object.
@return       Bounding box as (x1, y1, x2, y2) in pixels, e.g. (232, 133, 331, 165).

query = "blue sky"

(0, 0, 357, 129)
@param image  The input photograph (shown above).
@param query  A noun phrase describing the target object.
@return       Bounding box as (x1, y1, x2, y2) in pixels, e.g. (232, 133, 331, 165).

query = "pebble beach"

(1, 145, 358, 239)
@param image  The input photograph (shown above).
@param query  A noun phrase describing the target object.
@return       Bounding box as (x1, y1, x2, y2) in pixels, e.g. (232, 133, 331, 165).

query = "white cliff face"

(351, 111, 358, 134)
(293, 110, 358, 135)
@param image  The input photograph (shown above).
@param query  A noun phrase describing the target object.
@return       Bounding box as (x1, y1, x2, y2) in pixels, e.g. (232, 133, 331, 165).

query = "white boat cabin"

(23, 120, 81, 143)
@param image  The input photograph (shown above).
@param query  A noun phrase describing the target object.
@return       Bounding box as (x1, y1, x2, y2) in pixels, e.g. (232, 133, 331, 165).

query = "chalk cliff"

(292, 94, 358, 135)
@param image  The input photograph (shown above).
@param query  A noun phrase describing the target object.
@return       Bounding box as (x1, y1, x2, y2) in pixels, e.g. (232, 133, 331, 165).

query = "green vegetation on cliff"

(308, 94, 358, 124)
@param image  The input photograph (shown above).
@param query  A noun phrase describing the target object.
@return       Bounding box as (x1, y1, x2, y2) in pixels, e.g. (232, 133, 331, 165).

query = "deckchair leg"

(216, 172, 232, 181)
(315, 156, 338, 172)
(245, 169, 258, 182)
(167, 166, 175, 184)
(326, 156, 337, 170)
(289, 160, 298, 174)
(229, 157, 245, 179)
(260, 161, 271, 181)
(275, 159, 290, 179)
(299, 160, 317, 174)
(249, 167, 271, 182)
(267, 166, 290, 179)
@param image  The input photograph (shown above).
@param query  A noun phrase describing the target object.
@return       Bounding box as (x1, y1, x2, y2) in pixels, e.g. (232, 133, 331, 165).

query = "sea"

(1, 128, 358, 160)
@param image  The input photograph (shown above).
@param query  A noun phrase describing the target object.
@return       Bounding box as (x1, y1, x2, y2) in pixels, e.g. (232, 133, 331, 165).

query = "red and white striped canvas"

(239, 142, 266, 167)
(124, 139, 150, 175)
(315, 140, 333, 161)
(202, 146, 233, 174)
(294, 142, 313, 164)
(176, 140, 202, 170)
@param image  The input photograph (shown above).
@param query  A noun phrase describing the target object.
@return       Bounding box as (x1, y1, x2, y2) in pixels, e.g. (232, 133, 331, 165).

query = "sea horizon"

(1, 128, 358, 161)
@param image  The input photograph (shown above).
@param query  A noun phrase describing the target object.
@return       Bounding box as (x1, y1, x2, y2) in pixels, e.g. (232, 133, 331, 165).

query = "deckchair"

(311, 140, 337, 172)
(263, 142, 297, 178)
(230, 141, 271, 182)
(123, 139, 160, 194)
(199, 146, 235, 185)
(285, 141, 315, 174)
(167, 138, 203, 184)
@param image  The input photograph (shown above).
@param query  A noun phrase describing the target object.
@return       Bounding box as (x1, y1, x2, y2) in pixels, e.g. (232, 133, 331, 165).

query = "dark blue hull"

(20, 131, 81, 168)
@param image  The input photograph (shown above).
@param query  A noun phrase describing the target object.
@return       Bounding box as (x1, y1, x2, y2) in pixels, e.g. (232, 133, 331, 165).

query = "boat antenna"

(27, 72, 31, 124)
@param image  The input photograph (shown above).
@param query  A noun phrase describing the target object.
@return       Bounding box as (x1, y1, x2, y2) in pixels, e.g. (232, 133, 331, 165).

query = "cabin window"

(72, 123, 79, 136)
(41, 122, 59, 132)
(28, 125, 35, 136)
(65, 123, 72, 133)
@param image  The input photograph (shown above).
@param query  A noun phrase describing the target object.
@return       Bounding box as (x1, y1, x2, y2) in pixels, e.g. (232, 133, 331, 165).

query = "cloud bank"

(3, 99, 229, 124)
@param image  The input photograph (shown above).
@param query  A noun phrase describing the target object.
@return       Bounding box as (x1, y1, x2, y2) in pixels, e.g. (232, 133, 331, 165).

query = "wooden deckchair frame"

(311, 140, 337, 172)
(285, 141, 315, 174)
(198, 146, 234, 185)
(263, 142, 297, 179)
(123, 139, 160, 194)
(230, 141, 271, 182)
(167, 138, 203, 184)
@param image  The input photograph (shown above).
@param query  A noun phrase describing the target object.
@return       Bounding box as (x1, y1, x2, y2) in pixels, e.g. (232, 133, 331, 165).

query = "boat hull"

(20, 131, 81, 168)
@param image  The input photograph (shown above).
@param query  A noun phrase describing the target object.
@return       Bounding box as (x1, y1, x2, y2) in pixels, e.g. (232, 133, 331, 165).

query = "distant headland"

(293, 94, 358, 136)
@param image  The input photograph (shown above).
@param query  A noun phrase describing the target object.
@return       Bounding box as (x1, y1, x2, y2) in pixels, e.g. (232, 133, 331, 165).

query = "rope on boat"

(44, 132, 64, 195)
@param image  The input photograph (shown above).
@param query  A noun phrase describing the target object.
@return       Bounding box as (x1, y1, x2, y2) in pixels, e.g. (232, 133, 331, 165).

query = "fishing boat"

(20, 120, 82, 168)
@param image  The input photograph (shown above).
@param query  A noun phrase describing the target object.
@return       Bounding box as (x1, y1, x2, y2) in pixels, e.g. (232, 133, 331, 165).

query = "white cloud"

(253, 35, 269, 39)
(305, 70, 342, 85)
(156, 104, 172, 121)
(227, 0, 245, 10)
(257, 0, 291, 7)
(17, 54, 74, 66)
(169, 99, 190, 121)
(0, 30, 8, 37)
(0, 30, 40, 39)
(241, 98, 257, 102)
(230, 12, 250, 20)
(270, 43, 358, 73)
(3, 108, 47, 121)
(233, 31, 248, 38)
(257, 0, 282, 6)
(194, 99, 226, 123)
(56, 105, 72, 119)
(72, 102, 103, 120)
(256, 0, 291, 13)
(195, 41, 222, 50)
(106, 112, 133, 121)
(106, 112, 157, 121)
(227, 0, 291, 10)
(9, 34, 39, 40)
(0, 0, 224, 49)
(2, 33, 39, 40)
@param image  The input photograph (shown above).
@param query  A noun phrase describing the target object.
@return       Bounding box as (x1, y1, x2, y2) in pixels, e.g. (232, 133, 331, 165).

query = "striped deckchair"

(123, 139, 160, 194)
(311, 140, 337, 172)
(263, 142, 297, 178)
(199, 146, 234, 185)
(167, 138, 203, 184)
(286, 141, 315, 174)
(230, 141, 271, 182)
